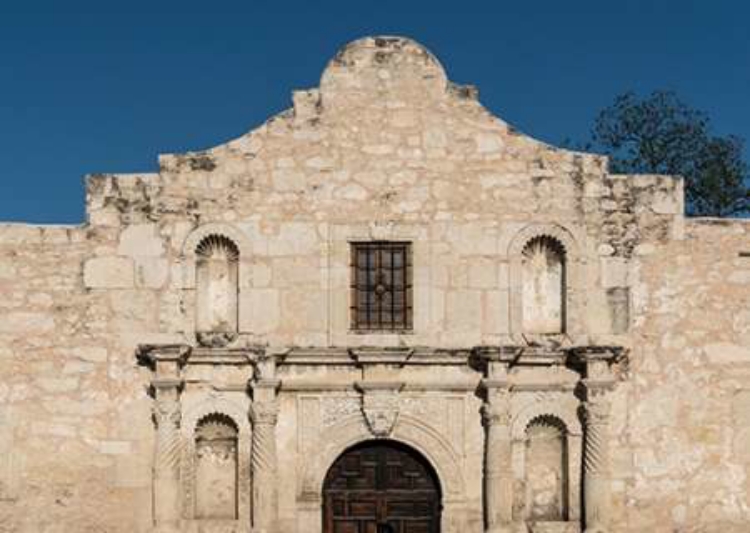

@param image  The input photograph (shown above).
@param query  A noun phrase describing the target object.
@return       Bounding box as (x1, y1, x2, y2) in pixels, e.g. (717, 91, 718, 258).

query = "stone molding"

(298, 413, 466, 501)
(134, 342, 627, 532)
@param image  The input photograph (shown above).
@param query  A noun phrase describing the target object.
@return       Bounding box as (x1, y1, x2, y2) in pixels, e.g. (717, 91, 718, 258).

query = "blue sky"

(1, 0, 748, 223)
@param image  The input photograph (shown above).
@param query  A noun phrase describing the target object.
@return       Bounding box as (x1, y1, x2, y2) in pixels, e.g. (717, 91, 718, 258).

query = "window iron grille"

(350, 242, 412, 331)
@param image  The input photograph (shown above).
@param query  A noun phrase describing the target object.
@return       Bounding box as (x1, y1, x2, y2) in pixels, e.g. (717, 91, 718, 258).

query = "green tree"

(588, 90, 749, 217)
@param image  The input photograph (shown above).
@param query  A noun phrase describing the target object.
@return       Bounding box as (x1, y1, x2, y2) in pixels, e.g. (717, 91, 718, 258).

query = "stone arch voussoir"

(300, 413, 465, 502)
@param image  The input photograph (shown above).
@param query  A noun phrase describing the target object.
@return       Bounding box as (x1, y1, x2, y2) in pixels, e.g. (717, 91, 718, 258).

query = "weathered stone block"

(84, 256, 135, 288)
(135, 257, 170, 288)
(704, 343, 750, 364)
(0, 312, 55, 334)
(117, 224, 164, 257)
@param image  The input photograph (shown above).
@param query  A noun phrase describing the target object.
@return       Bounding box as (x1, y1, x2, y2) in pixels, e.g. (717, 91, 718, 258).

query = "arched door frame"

(322, 439, 443, 533)
(297, 414, 467, 533)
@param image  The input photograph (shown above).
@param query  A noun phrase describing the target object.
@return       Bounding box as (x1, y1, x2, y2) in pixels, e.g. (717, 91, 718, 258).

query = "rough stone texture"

(0, 35, 748, 532)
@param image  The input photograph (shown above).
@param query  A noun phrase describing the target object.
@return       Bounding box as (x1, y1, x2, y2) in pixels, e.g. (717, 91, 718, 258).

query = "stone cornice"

(136, 343, 627, 374)
(568, 345, 626, 364)
(136, 344, 191, 368)
(188, 346, 262, 366)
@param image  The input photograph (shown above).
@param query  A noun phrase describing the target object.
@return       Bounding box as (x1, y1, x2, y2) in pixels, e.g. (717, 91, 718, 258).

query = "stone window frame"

(511, 400, 583, 525)
(330, 223, 427, 345)
(508, 224, 584, 343)
(180, 223, 253, 343)
(181, 399, 252, 525)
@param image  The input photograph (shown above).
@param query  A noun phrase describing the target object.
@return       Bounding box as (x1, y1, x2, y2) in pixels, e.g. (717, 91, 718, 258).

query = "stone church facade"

(0, 36, 749, 533)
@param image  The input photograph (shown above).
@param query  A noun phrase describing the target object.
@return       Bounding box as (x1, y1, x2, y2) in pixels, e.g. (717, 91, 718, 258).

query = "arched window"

(521, 236, 566, 334)
(195, 413, 239, 519)
(195, 235, 239, 345)
(525, 415, 568, 522)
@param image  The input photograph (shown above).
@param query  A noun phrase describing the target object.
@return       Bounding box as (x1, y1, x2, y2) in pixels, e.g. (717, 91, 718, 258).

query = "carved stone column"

(137, 344, 190, 532)
(250, 355, 280, 533)
(153, 379, 183, 530)
(577, 347, 622, 533)
(583, 384, 612, 533)
(479, 351, 515, 533)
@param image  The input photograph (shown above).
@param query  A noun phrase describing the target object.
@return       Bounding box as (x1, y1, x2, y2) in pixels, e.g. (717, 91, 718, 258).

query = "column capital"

(137, 343, 191, 366)
(250, 401, 279, 426)
(153, 397, 181, 428)
(481, 400, 511, 427)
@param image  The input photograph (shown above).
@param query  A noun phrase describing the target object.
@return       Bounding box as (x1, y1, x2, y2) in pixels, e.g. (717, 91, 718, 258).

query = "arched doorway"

(323, 440, 442, 533)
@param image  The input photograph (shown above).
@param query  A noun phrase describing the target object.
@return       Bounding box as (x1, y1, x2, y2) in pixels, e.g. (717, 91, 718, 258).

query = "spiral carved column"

(152, 380, 183, 531)
(482, 386, 513, 533)
(583, 383, 613, 533)
(250, 378, 280, 533)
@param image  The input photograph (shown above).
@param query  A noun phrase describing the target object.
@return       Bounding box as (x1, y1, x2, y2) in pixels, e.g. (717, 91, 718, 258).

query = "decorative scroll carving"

(321, 396, 360, 428)
(357, 383, 403, 438)
(401, 396, 445, 425)
(363, 393, 399, 437)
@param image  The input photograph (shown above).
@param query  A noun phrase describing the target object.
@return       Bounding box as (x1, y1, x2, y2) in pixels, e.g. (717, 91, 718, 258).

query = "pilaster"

(250, 354, 281, 533)
(574, 347, 622, 533)
(138, 345, 190, 531)
(478, 347, 518, 533)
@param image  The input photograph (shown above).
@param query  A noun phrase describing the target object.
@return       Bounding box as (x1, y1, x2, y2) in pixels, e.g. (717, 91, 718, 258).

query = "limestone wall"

(612, 219, 750, 532)
(0, 35, 746, 532)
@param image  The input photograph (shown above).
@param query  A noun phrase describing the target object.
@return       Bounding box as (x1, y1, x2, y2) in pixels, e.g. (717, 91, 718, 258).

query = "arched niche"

(194, 413, 239, 520)
(179, 223, 252, 343)
(195, 234, 239, 345)
(525, 415, 568, 522)
(180, 399, 251, 524)
(521, 236, 566, 334)
(511, 401, 582, 525)
(508, 224, 584, 342)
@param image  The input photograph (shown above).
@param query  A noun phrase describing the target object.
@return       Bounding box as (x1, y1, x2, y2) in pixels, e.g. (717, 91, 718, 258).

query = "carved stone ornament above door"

(355, 382, 404, 438)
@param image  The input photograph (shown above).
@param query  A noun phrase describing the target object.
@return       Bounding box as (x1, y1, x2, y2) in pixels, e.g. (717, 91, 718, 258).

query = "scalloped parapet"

(319, 36, 450, 106)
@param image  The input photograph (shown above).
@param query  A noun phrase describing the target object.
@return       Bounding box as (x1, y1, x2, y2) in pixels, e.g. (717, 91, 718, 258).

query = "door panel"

(323, 441, 441, 533)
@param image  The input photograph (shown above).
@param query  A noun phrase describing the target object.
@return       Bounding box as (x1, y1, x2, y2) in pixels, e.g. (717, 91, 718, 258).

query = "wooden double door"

(323, 441, 442, 533)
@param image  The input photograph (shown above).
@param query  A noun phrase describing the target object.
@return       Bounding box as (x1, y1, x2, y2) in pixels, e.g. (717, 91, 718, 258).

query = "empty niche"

(521, 236, 566, 334)
(525, 415, 568, 522)
(195, 235, 239, 346)
(195, 414, 239, 520)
